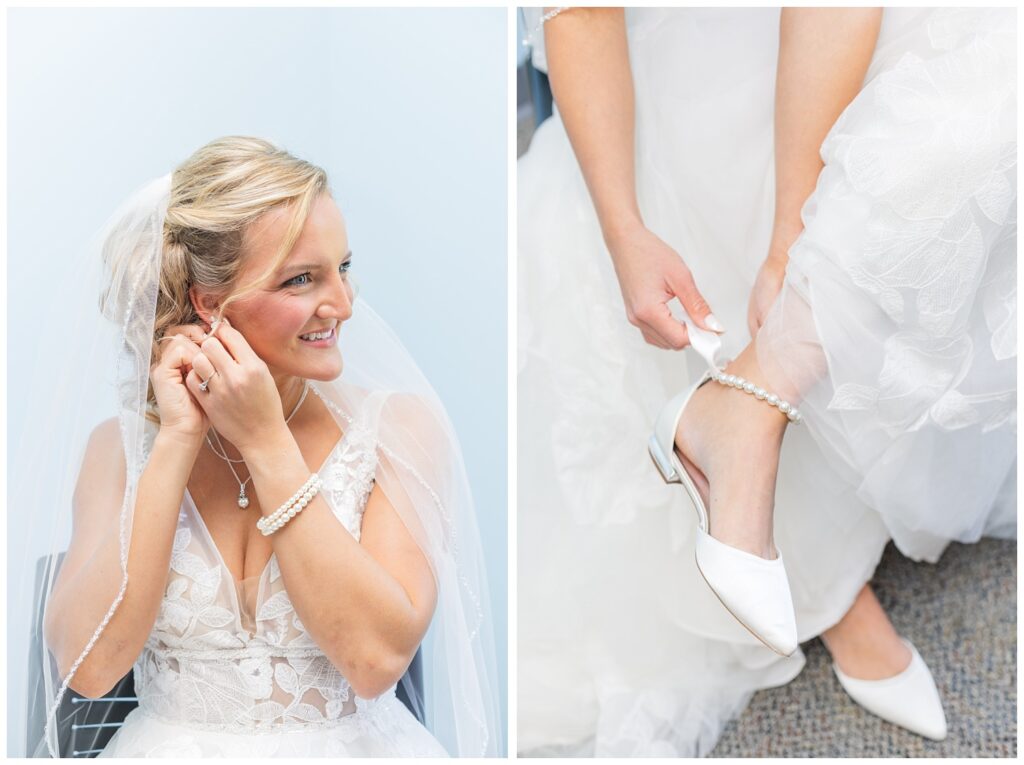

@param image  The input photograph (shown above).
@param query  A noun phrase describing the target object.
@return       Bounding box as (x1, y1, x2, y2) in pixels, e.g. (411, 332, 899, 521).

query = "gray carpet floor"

(709, 538, 1017, 757)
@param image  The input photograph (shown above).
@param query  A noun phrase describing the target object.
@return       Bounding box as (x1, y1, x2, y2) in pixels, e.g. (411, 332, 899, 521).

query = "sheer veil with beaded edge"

(25, 171, 501, 757)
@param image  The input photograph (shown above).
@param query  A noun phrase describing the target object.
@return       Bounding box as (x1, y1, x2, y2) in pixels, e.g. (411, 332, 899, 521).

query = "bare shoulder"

(51, 418, 133, 576)
(89, 416, 122, 447)
(81, 417, 127, 469)
(72, 417, 128, 517)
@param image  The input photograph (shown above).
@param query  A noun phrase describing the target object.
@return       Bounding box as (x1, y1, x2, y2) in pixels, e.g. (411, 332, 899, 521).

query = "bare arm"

(44, 423, 203, 698)
(546, 8, 638, 243)
(44, 329, 209, 698)
(189, 321, 436, 700)
(773, 8, 883, 248)
(544, 7, 722, 349)
(749, 8, 883, 335)
(240, 434, 436, 699)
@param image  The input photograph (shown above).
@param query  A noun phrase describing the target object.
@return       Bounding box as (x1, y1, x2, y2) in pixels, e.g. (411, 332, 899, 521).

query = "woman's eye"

(282, 261, 349, 287)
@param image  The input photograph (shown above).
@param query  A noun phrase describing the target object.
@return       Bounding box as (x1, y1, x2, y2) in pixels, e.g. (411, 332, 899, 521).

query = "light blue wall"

(7, 7, 507, 754)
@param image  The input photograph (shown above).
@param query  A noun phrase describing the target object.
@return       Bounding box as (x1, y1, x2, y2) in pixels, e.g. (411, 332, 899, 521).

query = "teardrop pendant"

(238, 489, 250, 509)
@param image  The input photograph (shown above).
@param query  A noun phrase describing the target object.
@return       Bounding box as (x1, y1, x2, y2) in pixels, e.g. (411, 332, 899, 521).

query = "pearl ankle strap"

(710, 369, 803, 424)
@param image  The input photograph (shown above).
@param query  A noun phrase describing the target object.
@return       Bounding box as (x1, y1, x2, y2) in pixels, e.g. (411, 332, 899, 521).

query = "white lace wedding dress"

(518, 7, 1015, 757)
(99, 419, 447, 757)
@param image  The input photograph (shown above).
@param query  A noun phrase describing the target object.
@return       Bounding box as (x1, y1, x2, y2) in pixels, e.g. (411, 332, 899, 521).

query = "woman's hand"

(607, 223, 723, 349)
(747, 254, 788, 339)
(184, 318, 286, 453)
(748, 216, 805, 338)
(545, 10, 721, 350)
(151, 324, 209, 442)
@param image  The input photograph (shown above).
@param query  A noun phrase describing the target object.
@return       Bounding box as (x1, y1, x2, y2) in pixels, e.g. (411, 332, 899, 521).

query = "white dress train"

(518, 7, 1015, 756)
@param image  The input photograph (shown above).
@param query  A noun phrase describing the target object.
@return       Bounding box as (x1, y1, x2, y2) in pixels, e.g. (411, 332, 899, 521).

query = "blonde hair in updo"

(160, 135, 328, 339)
(147, 136, 327, 413)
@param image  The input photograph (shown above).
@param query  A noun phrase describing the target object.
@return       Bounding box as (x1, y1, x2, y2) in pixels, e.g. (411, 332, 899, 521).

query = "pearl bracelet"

(710, 369, 803, 424)
(258, 473, 323, 537)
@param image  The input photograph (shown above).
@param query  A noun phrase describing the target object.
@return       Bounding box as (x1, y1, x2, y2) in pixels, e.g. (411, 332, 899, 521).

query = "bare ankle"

(823, 586, 912, 679)
(717, 356, 793, 436)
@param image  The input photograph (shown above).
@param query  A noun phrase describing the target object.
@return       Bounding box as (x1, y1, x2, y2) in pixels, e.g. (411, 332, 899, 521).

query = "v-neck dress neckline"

(182, 428, 350, 591)
(105, 416, 453, 753)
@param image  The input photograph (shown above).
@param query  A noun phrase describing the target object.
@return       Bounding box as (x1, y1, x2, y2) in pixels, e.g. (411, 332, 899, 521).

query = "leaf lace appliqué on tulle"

(134, 425, 384, 732)
(816, 12, 1016, 434)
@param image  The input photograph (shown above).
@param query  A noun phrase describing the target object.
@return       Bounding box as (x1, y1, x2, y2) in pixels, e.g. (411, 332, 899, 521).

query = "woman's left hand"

(747, 255, 788, 339)
(185, 318, 286, 453)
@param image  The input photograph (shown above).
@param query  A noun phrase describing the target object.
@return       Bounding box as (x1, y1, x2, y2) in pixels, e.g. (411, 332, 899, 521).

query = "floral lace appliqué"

(134, 425, 383, 732)
(816, 13, 1016, 434)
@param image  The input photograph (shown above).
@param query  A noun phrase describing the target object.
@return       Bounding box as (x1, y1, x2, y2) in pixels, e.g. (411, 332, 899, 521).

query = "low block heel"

(648, 435, 680, 484)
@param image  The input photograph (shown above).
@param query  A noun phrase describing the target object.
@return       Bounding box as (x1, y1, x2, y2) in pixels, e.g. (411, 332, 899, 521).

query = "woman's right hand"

(150, 324, 209, 441)
(606, 223, 724, 350)
(544, 9, 722, 351)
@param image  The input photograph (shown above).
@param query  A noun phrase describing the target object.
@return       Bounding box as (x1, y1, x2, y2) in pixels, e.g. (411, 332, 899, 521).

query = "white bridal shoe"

(649, 365, 801, 657)
(833, 637, 948, 740)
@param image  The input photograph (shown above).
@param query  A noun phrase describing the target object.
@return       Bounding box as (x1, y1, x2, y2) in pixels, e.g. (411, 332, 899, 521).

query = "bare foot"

(673, 339, 789, 559)
(822, 584, 912, 680)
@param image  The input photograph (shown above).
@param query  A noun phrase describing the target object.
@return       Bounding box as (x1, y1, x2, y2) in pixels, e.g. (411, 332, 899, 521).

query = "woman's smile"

(299, 323, 338, 347)
(218, 193, 352, 381)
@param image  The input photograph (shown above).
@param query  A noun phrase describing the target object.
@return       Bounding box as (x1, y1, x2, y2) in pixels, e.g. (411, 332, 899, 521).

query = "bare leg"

(675, 347, 915, 680)
(675, 339, 785, 560)
(677, 8, 911, 681)
(683, 9, 888, 558)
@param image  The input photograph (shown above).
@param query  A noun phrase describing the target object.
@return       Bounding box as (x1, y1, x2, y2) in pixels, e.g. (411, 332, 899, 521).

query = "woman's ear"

(189, 286, 220, 331)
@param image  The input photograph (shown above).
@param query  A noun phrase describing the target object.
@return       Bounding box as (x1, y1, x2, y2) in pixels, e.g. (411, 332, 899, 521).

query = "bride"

(34, 137, 500, 757)
(519, 7, 1015, 756)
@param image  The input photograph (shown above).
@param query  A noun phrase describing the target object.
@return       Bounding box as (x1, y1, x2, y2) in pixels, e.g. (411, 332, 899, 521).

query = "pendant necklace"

(206, 380, 310, 509)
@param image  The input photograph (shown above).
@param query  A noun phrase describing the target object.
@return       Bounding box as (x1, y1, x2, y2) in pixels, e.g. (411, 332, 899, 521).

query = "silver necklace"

(205, 382, 310, 462)
(206, 381, 310, 509)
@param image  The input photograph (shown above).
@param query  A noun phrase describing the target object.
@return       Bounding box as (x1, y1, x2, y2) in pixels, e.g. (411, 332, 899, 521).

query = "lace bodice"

(133, 422, 385, 732)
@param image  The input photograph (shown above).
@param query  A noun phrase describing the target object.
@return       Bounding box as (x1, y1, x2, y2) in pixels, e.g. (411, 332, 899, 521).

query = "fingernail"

(705, 313, 726, 333)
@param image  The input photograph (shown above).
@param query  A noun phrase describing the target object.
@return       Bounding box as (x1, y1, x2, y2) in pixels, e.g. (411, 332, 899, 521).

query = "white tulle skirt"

(98, 696, 448, 757)
(518, 7, 1015, 756)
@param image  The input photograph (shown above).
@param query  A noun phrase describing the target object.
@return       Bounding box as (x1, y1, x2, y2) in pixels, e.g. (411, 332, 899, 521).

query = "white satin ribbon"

(670, 299, 725, 372)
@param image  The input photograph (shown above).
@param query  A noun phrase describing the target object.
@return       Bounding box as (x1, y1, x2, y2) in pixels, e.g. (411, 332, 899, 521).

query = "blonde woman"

(35, 137, 499, 757)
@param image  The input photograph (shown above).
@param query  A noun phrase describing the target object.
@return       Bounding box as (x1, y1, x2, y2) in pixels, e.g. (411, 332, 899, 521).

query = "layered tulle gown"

(518, 7, 1016, 756)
